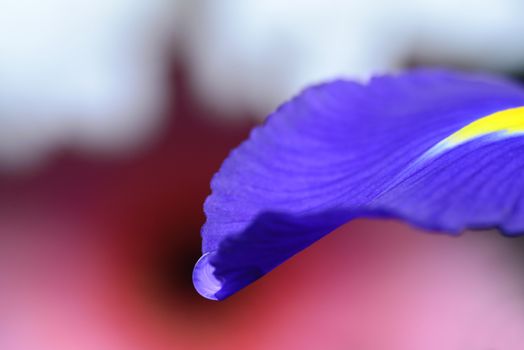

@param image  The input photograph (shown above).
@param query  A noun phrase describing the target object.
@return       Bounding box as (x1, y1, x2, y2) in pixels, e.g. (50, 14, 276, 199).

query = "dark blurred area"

(2, 1, 524, 349)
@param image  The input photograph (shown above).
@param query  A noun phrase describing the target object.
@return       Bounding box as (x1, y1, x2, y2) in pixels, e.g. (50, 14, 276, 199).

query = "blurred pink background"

(2, 2, 524, 349)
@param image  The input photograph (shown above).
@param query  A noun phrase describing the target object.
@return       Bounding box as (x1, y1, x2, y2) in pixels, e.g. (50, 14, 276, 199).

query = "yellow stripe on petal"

(446, 106, 524, 145)
(413, 105, 524, 166)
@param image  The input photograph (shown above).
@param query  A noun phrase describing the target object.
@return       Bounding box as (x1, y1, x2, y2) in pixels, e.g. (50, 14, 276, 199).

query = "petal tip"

(192, 252, 222, 301)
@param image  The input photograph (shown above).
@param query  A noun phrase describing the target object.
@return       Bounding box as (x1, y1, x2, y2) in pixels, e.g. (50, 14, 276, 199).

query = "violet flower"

(193, 69, 524, 300)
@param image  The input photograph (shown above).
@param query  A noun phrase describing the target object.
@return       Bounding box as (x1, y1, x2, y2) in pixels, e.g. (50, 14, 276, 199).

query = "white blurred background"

(2, 0, 524, 170)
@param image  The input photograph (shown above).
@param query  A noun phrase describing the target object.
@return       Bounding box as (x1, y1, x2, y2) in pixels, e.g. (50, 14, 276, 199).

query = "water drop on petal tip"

(193, 252, 222, 301)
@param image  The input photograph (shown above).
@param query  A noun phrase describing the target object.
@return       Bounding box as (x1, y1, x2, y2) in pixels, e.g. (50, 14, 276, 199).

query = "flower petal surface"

(193, 69, 524, 300)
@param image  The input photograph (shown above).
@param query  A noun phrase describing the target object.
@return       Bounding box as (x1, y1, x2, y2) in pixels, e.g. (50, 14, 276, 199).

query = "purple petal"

(193, 69, 524, 300)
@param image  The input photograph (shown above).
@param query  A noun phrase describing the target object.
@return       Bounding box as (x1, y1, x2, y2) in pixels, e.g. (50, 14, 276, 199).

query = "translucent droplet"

(192, 251, 222, 300)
